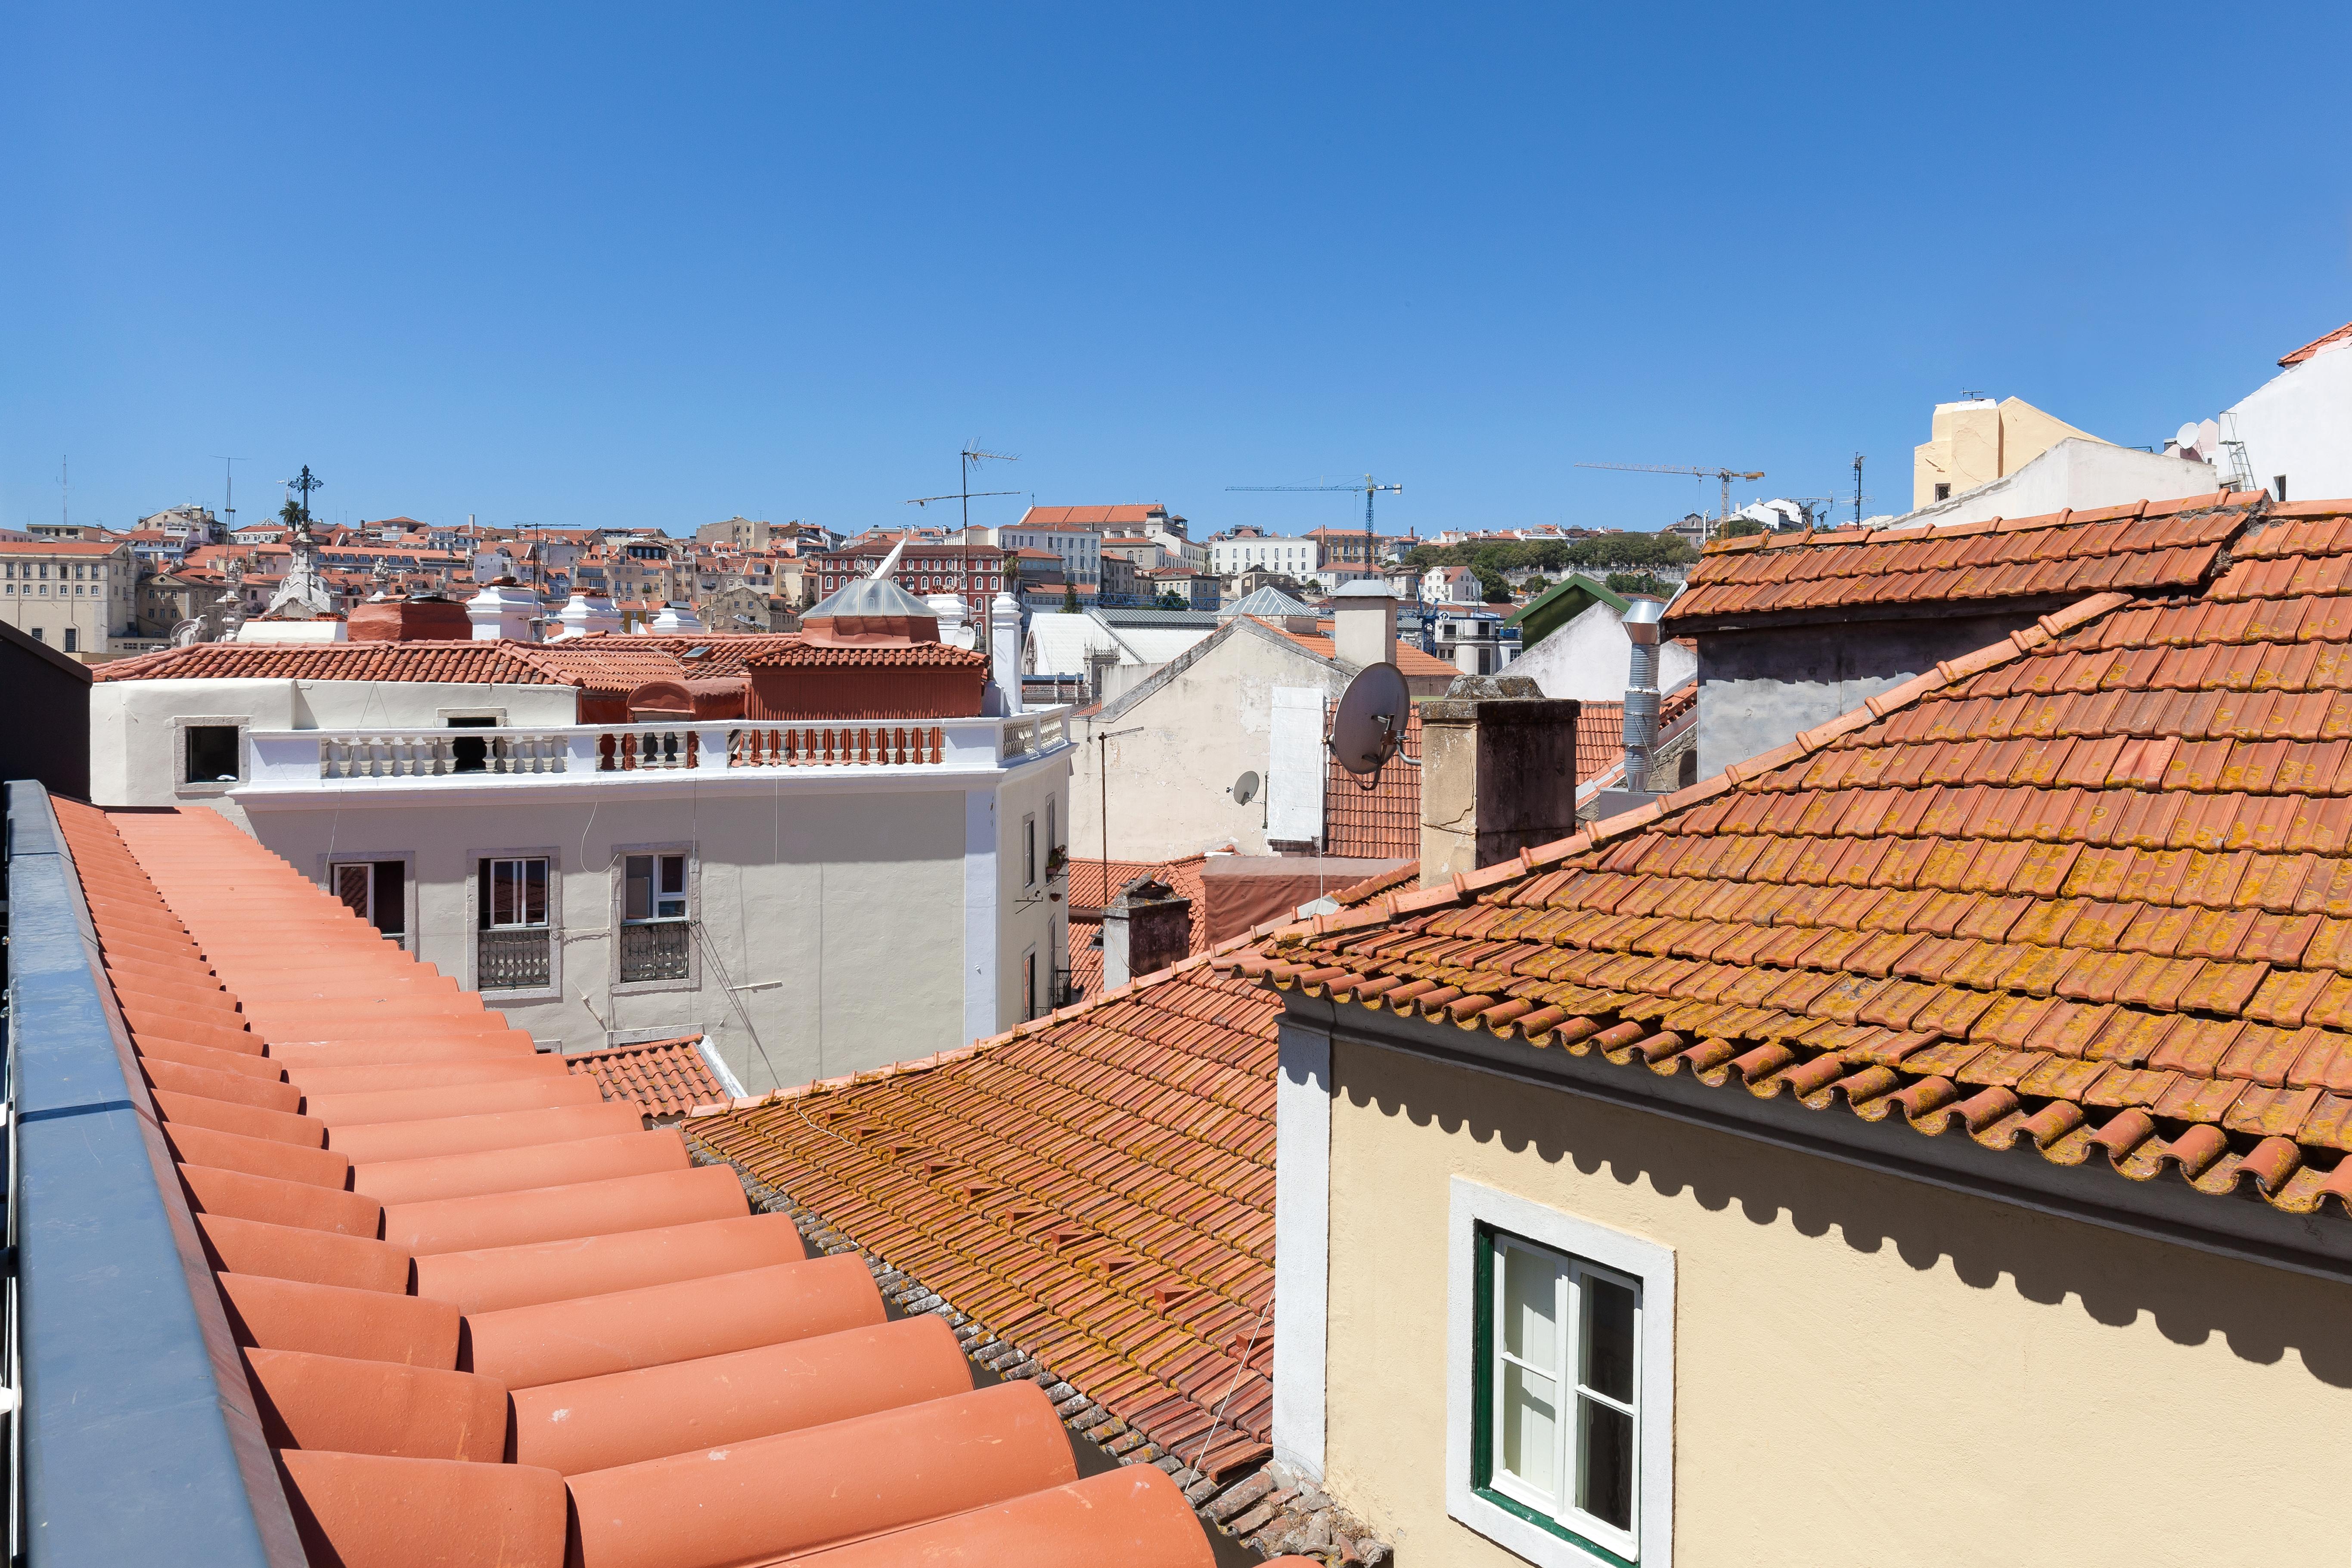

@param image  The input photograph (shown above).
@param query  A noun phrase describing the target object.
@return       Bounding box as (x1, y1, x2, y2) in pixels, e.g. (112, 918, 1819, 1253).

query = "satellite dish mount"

(1328, 662, 1415, 790)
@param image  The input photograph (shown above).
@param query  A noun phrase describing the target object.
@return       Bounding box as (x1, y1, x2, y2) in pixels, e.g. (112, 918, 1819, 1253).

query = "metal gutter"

(1, 782, 301, 1566)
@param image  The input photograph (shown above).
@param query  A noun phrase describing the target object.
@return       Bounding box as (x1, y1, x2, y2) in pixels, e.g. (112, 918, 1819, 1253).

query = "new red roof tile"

(47, 800, 1218, 1565)
(562, 1035, 732, 1118)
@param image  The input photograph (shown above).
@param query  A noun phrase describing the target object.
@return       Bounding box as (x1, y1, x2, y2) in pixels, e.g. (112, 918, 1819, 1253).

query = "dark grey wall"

(0, 624, 92, 801)
(1696, 611, 2039, 777)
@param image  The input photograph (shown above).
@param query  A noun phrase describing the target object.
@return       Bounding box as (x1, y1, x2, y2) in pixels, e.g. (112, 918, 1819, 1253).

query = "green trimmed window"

(1474, 1226, 1643, 1565)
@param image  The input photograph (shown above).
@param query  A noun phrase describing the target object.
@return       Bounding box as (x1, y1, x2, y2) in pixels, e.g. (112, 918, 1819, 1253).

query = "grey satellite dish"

(1232, 770, 1260, 806)
(1330, 661, 1411, 775)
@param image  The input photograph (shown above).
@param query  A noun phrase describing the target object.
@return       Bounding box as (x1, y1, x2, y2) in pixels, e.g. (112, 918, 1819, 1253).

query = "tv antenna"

(1328, 661, 1415, 790)
(1227, 474, 1403, 583)
(1574, 462, 1764, 540)
(210, 456, 244, 531)
(1093, 725, 1145, 915)
(1852, 454, 1866, 527)
(906, 445, 1020, 638)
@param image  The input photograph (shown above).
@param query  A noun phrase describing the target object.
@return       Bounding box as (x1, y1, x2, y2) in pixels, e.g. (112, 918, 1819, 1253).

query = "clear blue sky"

(6, 4, 2348, 541)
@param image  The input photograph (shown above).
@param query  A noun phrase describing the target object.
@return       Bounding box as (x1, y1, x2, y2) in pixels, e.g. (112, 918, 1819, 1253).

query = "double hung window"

(478, 856, 552, 989)
(620, 852, 689, 982)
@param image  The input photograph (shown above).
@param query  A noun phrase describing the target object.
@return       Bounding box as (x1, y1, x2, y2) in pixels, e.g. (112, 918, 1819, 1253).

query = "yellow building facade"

(1912, 396, 2106, 509)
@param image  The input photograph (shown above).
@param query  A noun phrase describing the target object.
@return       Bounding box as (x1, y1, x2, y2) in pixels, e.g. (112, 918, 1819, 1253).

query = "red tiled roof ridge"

(1697, 490, 2273, 558)
(2280, 321, 2352, 367)
(561, 1031, 704, 1062)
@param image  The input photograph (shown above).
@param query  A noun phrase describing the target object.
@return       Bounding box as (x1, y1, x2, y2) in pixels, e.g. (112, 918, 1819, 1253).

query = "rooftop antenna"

(1226, 474, 1404, 582)
(1852, 454, 1866, 527)
(906, 444, 1020, 642)
(59, 455, 68, 532)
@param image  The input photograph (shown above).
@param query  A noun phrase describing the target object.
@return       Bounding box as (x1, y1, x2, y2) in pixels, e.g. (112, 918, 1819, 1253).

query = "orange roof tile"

(2281, 320, 2352, 366)
(45, 800, 1217, 1562)
(1251, 618, 1456, 679)
(684, 952, 1280, 1481)
(565, 1035, 731, 1118)
(93, 639, 571, 685)
(1065, 855, 1212, 998)
(1666, 493, 2262, 628)
(1246, 499, 2352, 1221)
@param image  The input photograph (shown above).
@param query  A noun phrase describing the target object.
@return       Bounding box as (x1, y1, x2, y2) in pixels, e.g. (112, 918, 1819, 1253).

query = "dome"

(804, 575, 937, 620)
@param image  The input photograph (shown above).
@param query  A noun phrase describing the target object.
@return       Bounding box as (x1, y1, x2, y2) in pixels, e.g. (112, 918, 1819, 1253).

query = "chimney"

(1620, 598, 1665, 793)
(1102, 876, 1192, 988)
(989, 590, 1024, 714)
(1420, 674, 1580, 887)
(1330, 579, 1398, 669)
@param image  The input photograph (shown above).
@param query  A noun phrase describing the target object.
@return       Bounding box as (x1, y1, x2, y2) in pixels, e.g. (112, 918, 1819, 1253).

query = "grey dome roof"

(1218, 585, 1317, 620)
(804, 574, 938, 620)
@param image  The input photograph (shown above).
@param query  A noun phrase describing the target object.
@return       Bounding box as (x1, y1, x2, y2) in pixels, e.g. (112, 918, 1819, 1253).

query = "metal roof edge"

(3, 783, 302, 1566)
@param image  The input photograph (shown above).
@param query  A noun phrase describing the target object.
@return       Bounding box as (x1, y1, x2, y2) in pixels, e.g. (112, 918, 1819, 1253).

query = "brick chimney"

(1102, 875, 1192, 988)
(1420, 674, 1581, 886)
(1330, 580, 1398, 669)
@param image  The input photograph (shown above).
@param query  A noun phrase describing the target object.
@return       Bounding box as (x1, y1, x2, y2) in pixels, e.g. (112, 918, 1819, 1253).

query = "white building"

(994, 520, 1102, 589)
(86, 605, 1074, 1091)
(0, 537, 137, 659)
(1421, 563, 1482, 605)
(2169, 319, 2352, 504)
(1210, 533, 1320, 578)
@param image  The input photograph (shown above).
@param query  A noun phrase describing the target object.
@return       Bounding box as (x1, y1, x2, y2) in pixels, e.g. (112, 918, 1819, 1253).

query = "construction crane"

(1226, 474, 1403, 581)
(1576, 462, 1764, 540)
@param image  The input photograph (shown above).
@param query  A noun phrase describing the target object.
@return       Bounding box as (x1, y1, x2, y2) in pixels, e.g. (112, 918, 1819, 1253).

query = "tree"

(1155, 590, 1188, 610)
(278, 497, 305, 529)
(1061, 584, 1080, 612)
(1605, 571, 1677, 598)
(1718, 516, 1767, 539)
(1522, 575, 1553, 597)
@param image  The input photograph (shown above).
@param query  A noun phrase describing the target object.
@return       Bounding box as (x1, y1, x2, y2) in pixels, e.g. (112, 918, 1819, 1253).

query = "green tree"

(278, 497, 305, 528)
(1061, 584, 1080, 612)
(1155, 590, 1188, 610)
(1522, 575, 1553, 597)
(1605, 572, 1677, 598)
(1718, 516, 1767, 539)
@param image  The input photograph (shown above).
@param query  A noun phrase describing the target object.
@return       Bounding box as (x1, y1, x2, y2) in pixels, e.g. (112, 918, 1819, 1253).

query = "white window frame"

(612, 841, 699, 996)
(469, 846, 562, 1000)
(1448, 1178, 1673, 1568)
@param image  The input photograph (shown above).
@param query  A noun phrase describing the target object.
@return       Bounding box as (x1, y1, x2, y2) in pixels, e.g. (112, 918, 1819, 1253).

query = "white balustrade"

(241, 707, 1075, 790)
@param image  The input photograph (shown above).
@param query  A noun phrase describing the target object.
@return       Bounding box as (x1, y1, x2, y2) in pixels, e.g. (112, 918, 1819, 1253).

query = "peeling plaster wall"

(1319, 1040, 2352, 1568)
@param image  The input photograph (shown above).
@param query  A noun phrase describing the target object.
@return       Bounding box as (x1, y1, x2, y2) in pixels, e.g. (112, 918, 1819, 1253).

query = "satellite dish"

(2175, 422, 2204, 453)
(1232, 770, 1260, 806)
(1329, 662, 1410, 775)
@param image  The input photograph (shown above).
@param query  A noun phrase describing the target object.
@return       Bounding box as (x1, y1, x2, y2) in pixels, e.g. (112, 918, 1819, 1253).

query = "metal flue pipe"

(1621, 598, 1666, 791)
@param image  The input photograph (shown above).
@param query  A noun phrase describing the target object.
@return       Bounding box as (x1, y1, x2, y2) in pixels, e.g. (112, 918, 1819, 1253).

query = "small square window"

(1933, 483, 1952, 502)
(186, 725, 239, 783)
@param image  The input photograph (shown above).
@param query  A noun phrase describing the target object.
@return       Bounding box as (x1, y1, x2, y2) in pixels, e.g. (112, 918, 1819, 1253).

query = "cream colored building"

(0, 538, 136, 659)
(1911, 395, 2106, 509)
(87, 644, 1074, 1091)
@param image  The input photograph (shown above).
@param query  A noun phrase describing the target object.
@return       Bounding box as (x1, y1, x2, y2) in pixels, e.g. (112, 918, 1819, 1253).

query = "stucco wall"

(1695, 612, 2032, 778)
(88, 677, 578, 827)
(1068, 625, 1351, 861)
(239, 776, 1029, 1091)
(1891, 439, 2219, 531)
(2228, 343, 2352, 505)
(1322, 1039, 2352, 1567)
(1514, 601, 1697, 704)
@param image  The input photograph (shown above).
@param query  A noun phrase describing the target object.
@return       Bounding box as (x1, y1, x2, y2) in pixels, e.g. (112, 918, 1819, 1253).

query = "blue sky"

(5, 4, 2348, 541)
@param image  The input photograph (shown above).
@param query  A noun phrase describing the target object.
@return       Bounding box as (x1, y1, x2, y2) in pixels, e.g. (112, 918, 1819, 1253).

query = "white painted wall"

(88, 677, 578, 827)
(1510, 600, 1697, 703)
(1889, 438, 2219, 530)
(2215, 341, 2352, 504)
(1069, 622, 1359, 861)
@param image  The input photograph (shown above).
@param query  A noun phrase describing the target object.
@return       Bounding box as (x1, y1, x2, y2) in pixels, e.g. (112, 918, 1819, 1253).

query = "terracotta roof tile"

(564, 1035, 732, 1117)
(686, 956, 1280, 1479)
(1667, 496, 2259, 629)
(1248, 504, 2352, 1220)
(41, 800, 1214, 1561)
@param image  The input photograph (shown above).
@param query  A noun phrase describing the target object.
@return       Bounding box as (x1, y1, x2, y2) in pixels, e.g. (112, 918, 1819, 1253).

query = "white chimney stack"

(1330, 579, 1398, 669)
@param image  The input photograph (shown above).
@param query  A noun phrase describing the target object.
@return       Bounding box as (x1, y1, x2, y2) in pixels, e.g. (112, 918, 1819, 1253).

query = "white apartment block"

(995, 524, 1102, 587)
(1211, 535, 1321, 578)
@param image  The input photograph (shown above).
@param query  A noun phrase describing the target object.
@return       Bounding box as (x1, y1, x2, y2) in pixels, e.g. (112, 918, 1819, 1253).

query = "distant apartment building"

(86, 604, 1074, 1089)
(0, 538, 136, 658)
(814, 532, 1008, 618)
(1210, 529, 1320, 578)
(995, 518, 1102, 589)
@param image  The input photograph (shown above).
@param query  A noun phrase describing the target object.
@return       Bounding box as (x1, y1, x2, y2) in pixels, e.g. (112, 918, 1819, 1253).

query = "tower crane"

(1226, 474, 1403, 581)
(1576, 462, 1764, 540)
